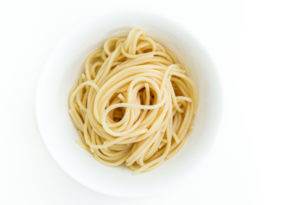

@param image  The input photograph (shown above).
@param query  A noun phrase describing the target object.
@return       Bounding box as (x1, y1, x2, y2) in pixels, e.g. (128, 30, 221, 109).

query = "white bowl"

(36, 13, 221, 197)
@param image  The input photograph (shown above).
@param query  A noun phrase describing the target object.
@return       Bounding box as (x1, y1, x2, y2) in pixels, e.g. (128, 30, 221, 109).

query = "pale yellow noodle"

(69, 28, 198, 172)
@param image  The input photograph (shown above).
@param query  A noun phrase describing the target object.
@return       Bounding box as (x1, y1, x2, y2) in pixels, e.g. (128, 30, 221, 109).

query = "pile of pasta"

(69, 28, 198, 172)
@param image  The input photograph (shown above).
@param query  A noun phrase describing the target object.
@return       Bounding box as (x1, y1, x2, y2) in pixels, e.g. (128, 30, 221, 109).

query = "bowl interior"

(36, 14, 221, 197)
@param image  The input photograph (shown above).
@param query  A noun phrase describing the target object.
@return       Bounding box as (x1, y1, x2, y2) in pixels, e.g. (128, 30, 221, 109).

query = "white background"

(0, 0, 292, 204)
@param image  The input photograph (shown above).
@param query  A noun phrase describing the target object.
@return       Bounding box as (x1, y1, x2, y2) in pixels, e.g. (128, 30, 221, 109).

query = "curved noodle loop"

(69, 28, 198, 172)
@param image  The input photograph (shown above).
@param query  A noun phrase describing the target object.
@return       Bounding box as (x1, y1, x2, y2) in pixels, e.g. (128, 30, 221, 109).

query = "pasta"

(68, 28, 198, 172)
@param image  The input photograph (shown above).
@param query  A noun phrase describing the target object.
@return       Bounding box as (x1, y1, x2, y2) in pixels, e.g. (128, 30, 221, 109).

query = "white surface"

(36, 14, 221, 197)
(0, 0, 293, 204)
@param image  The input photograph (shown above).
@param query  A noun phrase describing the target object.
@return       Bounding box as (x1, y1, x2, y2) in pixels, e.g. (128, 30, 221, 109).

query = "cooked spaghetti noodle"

(69, 28, 198, 172)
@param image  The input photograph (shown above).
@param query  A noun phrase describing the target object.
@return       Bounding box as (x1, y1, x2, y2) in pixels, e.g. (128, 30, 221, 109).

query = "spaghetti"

(69, 28, 198, 172)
